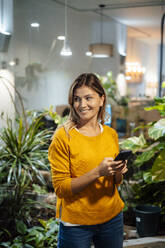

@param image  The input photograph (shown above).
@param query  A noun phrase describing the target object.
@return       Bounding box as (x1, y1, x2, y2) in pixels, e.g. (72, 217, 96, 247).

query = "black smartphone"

(114, 150, 132, 161)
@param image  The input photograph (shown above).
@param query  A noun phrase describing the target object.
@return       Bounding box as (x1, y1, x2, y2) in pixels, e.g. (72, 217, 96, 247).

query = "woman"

(48, 73, 127, 248)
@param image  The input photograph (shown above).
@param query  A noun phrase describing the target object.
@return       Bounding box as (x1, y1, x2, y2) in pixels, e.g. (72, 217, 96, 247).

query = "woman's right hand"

(97, 157, 126, 177)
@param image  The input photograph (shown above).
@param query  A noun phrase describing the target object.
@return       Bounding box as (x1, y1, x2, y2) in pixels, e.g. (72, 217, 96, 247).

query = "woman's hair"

(63, 73, 106, 133)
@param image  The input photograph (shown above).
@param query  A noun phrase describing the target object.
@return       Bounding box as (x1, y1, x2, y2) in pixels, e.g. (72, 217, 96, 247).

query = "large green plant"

(0, 111, 53, 237)
(0, 113, 51, 186)
(120, 96, 165, 182)
(120, 97, 165, 218)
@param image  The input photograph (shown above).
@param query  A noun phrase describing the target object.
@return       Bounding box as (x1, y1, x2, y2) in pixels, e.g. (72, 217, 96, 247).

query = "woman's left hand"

(116, 160, 128, 175)
(115, 160, 128, 184)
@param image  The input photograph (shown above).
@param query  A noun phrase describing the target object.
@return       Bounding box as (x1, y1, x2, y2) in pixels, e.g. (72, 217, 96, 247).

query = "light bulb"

(86, 51, 92, 56)
(31, 23, 40, 28)
(60, 40, 72, 56)
(57, 36, 66, 40)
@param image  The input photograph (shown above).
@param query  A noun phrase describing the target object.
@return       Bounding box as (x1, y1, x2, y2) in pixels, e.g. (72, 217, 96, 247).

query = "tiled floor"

(123, 236, 165, 248)
(91, 236, 165, 248)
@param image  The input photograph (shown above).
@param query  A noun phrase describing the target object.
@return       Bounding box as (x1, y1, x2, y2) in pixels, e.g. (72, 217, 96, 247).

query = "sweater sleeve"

(48, 128, 73, 198)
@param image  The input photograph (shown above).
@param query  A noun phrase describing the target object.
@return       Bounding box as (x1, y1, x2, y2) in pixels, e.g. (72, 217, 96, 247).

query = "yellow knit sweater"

(48, 125, 124, 225)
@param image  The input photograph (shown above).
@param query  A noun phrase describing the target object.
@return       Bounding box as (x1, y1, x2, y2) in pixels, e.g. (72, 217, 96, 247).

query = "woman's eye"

(86, 97, 92, 101)
(74, 97, 80, 102)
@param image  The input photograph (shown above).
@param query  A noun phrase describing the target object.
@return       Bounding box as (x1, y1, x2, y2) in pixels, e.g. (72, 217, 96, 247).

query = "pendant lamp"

(88, 5, 113, 58)
(60, 0, 72, 56)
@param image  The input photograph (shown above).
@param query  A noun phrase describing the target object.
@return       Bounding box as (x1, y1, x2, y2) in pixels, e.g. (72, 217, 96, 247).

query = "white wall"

(0, 0, 121, 112)
(3, 0, 160, 111)
(0, 70, 15, 129)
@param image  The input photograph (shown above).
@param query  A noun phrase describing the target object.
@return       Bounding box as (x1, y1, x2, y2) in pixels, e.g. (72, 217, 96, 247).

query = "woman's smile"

(79, 108, 90, 113)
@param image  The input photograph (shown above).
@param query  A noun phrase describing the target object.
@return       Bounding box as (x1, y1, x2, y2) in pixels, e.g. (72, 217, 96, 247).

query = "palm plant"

(0, 114, 51, 186)
(0, 112, 53, 237)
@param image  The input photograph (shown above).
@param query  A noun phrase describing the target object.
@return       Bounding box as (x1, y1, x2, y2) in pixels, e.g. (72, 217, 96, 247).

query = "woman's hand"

(97, 157, 128, 177)
(71, 158, 128, 194)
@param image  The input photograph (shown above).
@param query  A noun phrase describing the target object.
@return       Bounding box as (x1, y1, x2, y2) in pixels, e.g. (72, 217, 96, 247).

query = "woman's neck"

(76, 120, 101, 137)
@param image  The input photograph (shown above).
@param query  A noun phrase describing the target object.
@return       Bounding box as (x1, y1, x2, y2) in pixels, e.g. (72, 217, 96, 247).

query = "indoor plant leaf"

(134, 150, 155, 167)
(16, 220, 27, 235)
(151, 149, 165, 182)
(148, 118, 165, 140)
(120, 134, 147, 153)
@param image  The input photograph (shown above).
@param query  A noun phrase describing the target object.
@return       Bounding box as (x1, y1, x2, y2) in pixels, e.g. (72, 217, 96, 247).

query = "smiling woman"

(48, 73, 128, 248)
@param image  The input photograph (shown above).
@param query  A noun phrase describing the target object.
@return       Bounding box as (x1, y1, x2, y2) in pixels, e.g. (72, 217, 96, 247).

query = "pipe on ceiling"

(159, 13, 165, 97)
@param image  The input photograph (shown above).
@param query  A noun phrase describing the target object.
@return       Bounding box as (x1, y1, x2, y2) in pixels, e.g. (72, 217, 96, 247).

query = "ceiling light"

(60, 40, 72, 56)
(60, 0, 72, 56)
(86, 51, 92, 56)
(9, 58, 19, 67)
(31, 23, 40, 28)
(125, 62, 145, 83)
(9, 61, 16, 66)
(57, 35, 65, 40)
(89, 43, 113, 58)
(88, 5, 113, 58)
(0, 30, 11, 35)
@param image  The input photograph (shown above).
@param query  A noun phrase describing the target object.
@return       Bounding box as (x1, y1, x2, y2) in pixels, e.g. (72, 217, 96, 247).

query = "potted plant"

(0, 111, 53, 238)
(120, 96, 165, 235)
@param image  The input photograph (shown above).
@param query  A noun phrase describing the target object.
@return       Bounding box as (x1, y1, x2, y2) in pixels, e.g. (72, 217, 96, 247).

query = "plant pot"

(134, 204, 161, 237)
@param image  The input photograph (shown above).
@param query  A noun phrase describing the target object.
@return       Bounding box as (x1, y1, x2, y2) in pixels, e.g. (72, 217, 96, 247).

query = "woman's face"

(73, 85, 104, 123)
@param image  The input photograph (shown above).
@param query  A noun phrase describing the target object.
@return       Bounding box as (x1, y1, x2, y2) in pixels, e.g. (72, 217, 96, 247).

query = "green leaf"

(18, 161, 22, 179)
(24, 245, 34, 248)
(143, 172, 152, 183)
(16, 220, 27, 234)
(154, 96, 165, 104)
(151, 149, 165, 181)
(46, 223, 58, 236)
(0, 242, 11, 247)
(17, 118, 23, 152)
(120, 134, 147, 153)
(38, 219, 47, 229)
(148, 118, 165, 140)
(153, 141, 165, 151)
(144, 97, 165, 116)
(0, 228, 11, 237)
(20, 169, 27, 187)
(27, 226, 44, 234)
(134, 150, 155, 167)
(11, 244, 23, 248)
(7, 158, 17, 183)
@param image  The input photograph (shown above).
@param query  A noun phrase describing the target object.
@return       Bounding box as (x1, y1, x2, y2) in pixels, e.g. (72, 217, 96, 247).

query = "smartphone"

(114, 150, 132, 161)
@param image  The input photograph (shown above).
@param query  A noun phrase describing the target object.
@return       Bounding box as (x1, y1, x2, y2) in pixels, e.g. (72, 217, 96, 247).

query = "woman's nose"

(80, 98, 87, 107)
